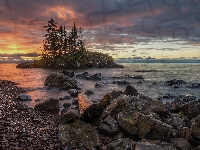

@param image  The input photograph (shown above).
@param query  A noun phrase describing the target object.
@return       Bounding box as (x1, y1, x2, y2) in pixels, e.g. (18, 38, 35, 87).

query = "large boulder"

(79, 93, 112, 122)
(117, 110, 178, 141)
(44, 72, 79, 90)
(58, 120, 99, 149)
(141, 100, 169, 118)
(123, 85, 139, 96)
(34, 98, 59, 115)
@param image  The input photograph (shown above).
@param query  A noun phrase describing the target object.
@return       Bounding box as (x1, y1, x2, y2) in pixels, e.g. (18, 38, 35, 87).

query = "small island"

(16, 18, 123, 69)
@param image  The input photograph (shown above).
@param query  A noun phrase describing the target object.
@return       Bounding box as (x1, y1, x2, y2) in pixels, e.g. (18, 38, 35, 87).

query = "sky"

(0, 0, 200, 60)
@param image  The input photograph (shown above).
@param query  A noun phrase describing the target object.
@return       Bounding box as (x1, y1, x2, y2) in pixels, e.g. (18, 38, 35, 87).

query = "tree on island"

(17, 18, 122, 69)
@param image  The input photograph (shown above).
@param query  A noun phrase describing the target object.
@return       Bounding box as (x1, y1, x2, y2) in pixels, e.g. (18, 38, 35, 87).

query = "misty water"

(0, 63, 200, 107)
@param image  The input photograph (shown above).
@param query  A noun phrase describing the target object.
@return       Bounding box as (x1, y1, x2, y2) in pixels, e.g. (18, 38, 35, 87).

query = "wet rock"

(68, 89, 81, 97)
(98, 115, 119, 136)
(58, 120, 99, 149)
(106, 138, 136, 150)
(44, 72, 79, 90)
(60, 109, 79, 124)
(60, 70, 75, 78)
(192, 145, 200, 150)
(126, 75, 144, 79)
(84, 90, 94, 96)
(63, 103, 71, 109)
(16, 93, 31, 101)
(137, 80, 142, 84)
(72, 100, 78, 105)
(123, 85, 139, 96)
(170, 138, 192, 150)
(86, 73, 102, 80)
(186, 83, 200, 88)
(95, 82, 105, 88)
(163, 93, 176, 99)
(117, 110, 178, 141)
(34, 98, 59, 115)
(141, 100, 169, 119)
(165, 79, 186, 86)
(113, 80, 129, 85)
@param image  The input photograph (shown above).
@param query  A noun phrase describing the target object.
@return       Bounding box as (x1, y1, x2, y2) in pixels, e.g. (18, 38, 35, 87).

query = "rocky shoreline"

(1, 75, 200, 149)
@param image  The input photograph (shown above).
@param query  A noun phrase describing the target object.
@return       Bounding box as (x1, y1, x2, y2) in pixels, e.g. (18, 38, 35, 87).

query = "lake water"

(0, 63, 200, 107)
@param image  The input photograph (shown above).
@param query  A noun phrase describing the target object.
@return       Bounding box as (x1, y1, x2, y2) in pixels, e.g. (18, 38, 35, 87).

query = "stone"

(60, 109, 79, 124)
(16, 93, 31, 101)
(58, 120, 99, 149)
(98, 115, 119, 136)
(170, 138, 192, 150)
(134, 142, 164, 150)
(34, 98, 59, 115)
(84, 90, 94, 96)
(78, 93, 93, 114)
(117, 110, 178, 141)
(179, 127, 193, 141)
(123, 85, 138, 96)
(110, 90, 122, 100)
(165, 116, 186, 129)
(113, 80, 129, 85)
(141, 100, 169, 119)
(60, 70, 75, 78)
(191, 115, 200, 140)
(106, 138, 136, 150)
(44, 72, 79, 90)
(68, 89, 81, 97)
(63, 103, 71, 109)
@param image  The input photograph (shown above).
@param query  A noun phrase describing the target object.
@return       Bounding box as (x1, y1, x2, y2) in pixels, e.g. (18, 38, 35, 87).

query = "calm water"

(0, 63, 200, 107)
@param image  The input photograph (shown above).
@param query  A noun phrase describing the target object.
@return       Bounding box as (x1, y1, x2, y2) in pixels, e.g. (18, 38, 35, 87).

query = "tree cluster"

(39, 18, 115, 69)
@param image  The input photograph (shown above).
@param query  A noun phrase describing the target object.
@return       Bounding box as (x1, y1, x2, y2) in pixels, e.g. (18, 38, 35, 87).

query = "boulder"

(110, 90, 122, 100)
(141, 100, 169, 119)
(165, 116, 186, 129)
(170, 138, 192, 150)
(98, 115, 119, 136)
(80, 93, 112, 122)
(123, 85, 139, 96)
(106, 138, 136, 150)
(179, 127, 193, 141)
(58, 120, 99, 149)
(60, 109, 79, 124)
(117, 110, 178, 141)
(16, 93, 31, 101)
(78, 93, 93, 114)
(180, 101, 200, 119)
(34, 98, 59, 115)
(44, 72, 79, 90)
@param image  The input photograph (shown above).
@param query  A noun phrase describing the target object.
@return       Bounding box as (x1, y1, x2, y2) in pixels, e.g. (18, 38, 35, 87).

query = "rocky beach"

(1, 67, 200, 149)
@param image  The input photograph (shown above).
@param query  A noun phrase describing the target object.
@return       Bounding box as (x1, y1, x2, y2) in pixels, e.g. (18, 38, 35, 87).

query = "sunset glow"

(0, 0, 200, 60)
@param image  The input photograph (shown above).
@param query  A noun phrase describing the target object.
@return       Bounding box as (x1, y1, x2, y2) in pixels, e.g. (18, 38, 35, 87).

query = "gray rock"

(68, 89, 81, 97)
(117, 110, 178, 141)
(17, 93, 31, 101)
(98, 115, 119, 136)
(170, 138, 192, 150)
(191, 115, 200, 140)
(134, 142, 164, 150)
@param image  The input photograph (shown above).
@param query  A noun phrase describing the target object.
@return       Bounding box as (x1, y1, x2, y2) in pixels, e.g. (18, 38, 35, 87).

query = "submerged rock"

(44, 72, 79, 90)
(16, 93, 31, 101)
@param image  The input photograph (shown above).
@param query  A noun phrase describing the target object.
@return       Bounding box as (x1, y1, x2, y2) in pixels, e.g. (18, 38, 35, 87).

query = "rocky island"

(16, 19, 123, 69)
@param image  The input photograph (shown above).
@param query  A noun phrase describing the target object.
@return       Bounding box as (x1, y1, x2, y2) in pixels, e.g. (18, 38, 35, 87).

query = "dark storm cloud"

(0, 0, 200, 55)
